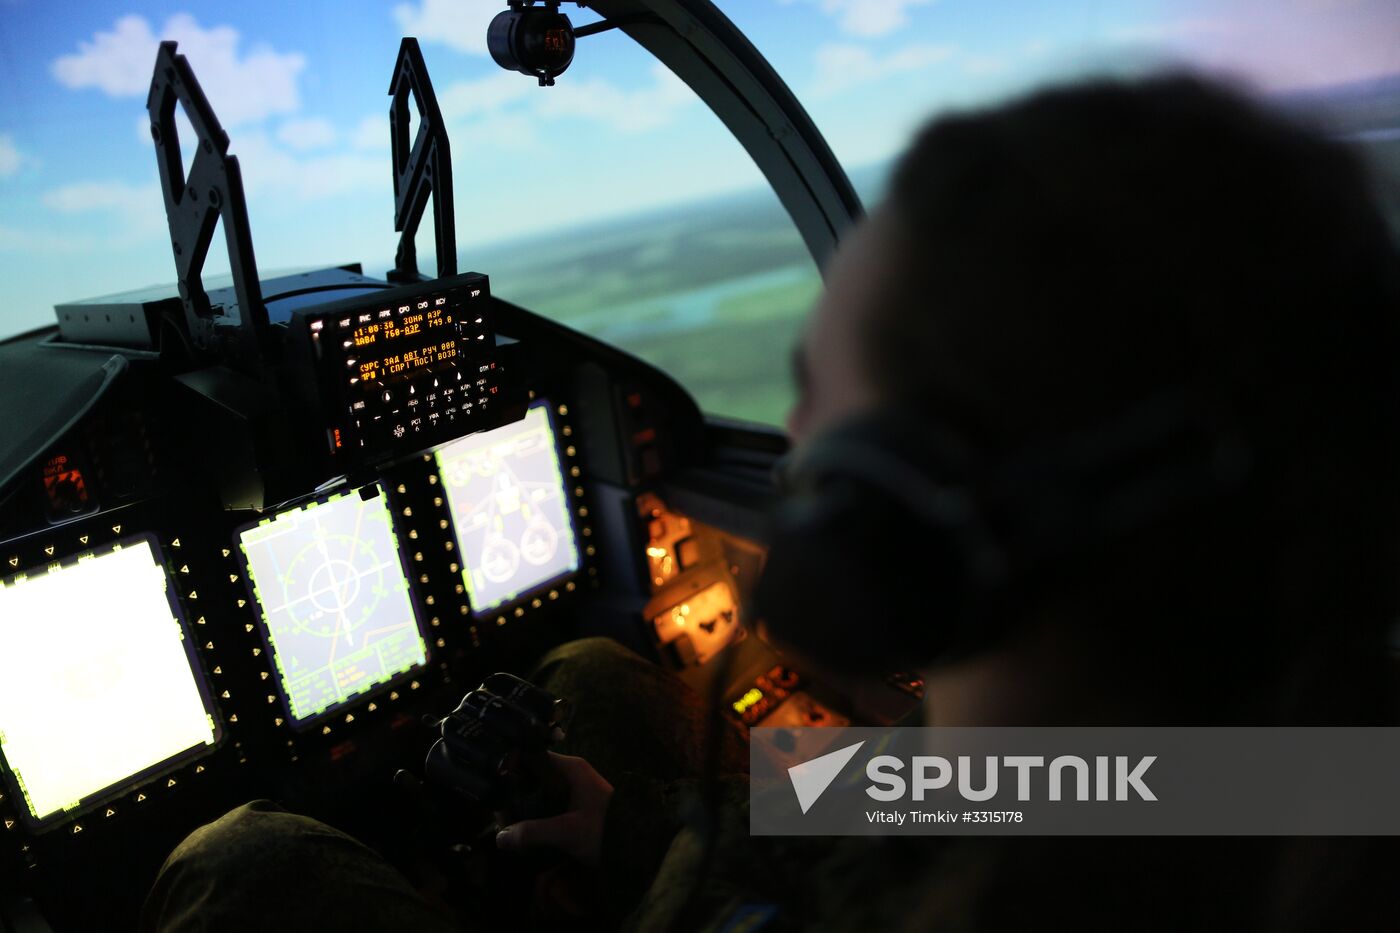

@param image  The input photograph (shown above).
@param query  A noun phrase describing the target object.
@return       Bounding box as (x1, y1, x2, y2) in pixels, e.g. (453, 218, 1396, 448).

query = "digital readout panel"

(347, 302, 461, 386)
(238, 488, 427, 726)
(437, 402, 580, 614)
(305, 273, 500, 459)
(0, 537, 218, 825)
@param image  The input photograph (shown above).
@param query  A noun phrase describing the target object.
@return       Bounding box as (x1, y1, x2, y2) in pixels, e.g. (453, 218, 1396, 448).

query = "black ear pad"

(753, 414, 1005, 674)
(753, 392, 1249, 677)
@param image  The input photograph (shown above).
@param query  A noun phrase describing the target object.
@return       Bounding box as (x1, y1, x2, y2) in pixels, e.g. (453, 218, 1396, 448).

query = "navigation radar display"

(0, 536, 218, 826)
(238, 487, 427, 726)
(437, 401, 580, 614)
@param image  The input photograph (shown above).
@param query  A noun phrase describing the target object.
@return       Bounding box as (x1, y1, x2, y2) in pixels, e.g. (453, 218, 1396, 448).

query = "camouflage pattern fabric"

(141, 637, 747, 932)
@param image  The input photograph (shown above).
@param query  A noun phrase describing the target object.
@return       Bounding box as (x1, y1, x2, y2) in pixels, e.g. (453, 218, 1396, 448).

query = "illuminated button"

(80, 535, 90, 545)
(112, 524, 121, 534)
(6, 557, 16, 568)
(382, 390, 393, 403)
(44, 546, 54, 556)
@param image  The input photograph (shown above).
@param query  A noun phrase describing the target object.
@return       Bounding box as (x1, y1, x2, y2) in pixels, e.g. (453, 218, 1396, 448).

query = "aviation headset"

(752, 389, 1252, 674)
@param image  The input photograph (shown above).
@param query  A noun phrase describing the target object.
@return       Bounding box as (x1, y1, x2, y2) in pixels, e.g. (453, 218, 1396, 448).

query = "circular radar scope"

(237, 489, 428, 726)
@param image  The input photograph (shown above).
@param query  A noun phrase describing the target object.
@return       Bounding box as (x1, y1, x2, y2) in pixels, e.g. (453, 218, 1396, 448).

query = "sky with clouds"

(1, 0, 1397, 336)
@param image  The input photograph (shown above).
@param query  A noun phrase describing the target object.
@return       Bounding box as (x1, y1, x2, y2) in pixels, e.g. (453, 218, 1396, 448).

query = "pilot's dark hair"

(869, 75, 1400, 722)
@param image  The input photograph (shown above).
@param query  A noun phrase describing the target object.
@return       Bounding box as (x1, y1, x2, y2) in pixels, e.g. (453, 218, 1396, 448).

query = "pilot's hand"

(495, 751, 613, 868)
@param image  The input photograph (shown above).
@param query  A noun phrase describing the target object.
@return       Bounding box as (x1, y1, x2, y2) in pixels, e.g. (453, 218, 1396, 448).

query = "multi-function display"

(238, 487, 428, 726)
(0, 537, 218, 825)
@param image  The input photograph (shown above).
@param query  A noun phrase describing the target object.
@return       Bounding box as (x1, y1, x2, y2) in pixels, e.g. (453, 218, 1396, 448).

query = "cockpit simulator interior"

(0, 4, 895, 929)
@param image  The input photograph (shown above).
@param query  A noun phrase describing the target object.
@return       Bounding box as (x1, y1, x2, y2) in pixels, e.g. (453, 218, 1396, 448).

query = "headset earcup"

(755, 480, 970, 674)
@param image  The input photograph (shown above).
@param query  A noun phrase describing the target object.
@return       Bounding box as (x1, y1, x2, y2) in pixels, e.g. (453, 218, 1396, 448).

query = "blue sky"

(2, 0, 1397, 336)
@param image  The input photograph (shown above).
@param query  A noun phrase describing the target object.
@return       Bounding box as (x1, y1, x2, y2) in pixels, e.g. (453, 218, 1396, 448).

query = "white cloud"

(351, 114, 390, 151)
(0, 135, 25, 177)
(52, 14, 305, 126)
(277, 117, 337, 151)
(533, 64, 695, 133)
(0, 224, 101, 254)
(451, 112, 541, 152)
(1106, 17, 1232, 44)
(960, 55, 1007, 77)
(1023, 38, 1054, 58)
(430, 62, 697, 150)
(439, 70, 535, 120)
(811, 42, 955, 96)
(393, 0, 498, 56)
(224, 132, 387, 203)
(42, 180, 160, 214)
(779, 0, 937, 39)
(39, 180, 167, 236)
(352, 115, 392, 153)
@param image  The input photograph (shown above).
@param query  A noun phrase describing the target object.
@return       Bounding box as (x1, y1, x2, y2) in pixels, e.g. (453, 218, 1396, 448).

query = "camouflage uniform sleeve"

(600, 772, 817, 931)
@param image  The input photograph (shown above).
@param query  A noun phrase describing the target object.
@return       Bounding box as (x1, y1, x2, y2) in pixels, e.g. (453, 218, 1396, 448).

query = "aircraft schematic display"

(438, 401, 580, 614)
(0, 538, 218, 825)
(238, 488, 428, 726)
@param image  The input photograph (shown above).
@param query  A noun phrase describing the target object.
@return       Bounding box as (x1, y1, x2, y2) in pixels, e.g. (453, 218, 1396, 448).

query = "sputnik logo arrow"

(787, 741, 865, 814)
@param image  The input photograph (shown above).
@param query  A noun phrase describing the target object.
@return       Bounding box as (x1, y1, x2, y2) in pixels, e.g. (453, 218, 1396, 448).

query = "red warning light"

(41, 454, 91, 516)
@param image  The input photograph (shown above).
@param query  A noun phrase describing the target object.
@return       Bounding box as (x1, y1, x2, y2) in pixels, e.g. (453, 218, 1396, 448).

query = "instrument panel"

(0, 393, 597, 853)
(0, 283, 909, 932)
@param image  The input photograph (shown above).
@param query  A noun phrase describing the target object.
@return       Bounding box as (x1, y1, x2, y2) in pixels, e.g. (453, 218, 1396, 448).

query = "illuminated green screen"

(0, 538, 218, 824)
(436, 402, 581, 615)
(238, 487, 427, 726)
